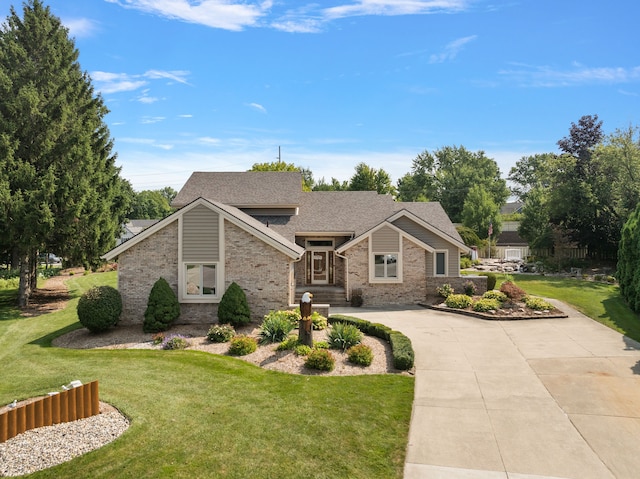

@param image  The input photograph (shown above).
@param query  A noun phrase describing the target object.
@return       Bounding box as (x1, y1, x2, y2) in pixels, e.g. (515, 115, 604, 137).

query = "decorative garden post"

(299, 292, 314, 347)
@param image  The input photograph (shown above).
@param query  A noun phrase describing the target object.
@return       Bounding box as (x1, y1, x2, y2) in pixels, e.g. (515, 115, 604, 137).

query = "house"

(116, 219, 159, 246)
(102, 171, 474, 325)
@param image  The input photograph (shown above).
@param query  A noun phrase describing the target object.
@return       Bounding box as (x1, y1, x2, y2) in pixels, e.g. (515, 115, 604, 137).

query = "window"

(374, 254, 398, 279)
(435, 251, 447, 276)
(185, 263, 217, 297)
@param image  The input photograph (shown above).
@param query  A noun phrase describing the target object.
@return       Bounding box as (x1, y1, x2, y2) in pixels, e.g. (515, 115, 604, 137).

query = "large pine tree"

(0, 1, 132, 306)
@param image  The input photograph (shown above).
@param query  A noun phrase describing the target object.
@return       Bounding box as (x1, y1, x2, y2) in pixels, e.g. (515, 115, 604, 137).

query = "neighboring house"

(495, 221, 529, 261)
(102, 171, 472, 325)
(116, 220, 160, 246)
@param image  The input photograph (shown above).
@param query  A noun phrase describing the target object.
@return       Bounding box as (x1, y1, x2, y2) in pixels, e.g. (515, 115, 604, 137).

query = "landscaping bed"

(424, 299, 568, 320)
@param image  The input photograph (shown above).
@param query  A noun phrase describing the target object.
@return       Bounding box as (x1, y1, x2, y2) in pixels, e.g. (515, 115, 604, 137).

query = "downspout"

(290, 252, 305, 305)
(334, 251, 349, 302)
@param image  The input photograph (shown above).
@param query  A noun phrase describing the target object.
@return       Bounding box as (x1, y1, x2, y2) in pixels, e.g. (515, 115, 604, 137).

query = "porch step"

(295, 286, 349, 307)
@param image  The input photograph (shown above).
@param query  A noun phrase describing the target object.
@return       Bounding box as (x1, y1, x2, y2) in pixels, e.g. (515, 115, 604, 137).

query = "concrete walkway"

(332, 302, 640, 479)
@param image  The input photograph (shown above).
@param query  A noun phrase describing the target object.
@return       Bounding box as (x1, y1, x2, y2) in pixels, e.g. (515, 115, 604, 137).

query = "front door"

(312, 251, 328, 284)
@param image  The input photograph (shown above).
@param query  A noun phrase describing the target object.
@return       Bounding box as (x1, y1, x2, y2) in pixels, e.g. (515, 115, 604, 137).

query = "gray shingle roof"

(172, 172, 303, 208)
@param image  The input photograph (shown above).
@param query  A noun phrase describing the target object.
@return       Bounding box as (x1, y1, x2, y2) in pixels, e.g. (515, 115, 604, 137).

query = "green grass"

(499, 274, 640, 343)
(0, 272, 412, 478)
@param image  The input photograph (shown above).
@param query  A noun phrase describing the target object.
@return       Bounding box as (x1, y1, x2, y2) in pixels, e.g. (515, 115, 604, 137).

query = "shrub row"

(328, 315, 414, 370)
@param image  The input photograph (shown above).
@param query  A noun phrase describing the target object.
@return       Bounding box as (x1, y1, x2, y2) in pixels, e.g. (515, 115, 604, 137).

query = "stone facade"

(117, 218, 295, 325)
(118, 220, 179, 325)
(223, 221, 293, 320)
(344, 237, 429, 306)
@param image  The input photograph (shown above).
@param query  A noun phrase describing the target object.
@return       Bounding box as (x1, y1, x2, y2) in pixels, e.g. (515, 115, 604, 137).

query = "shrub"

(294, 344, 312, 356)
(482, 290, 507, 302)
(310, 311, 328, 330)
(460, 256, 473, 269)
(152, 333, 165, 345)
(463, 280, 477, 296)
(436, 283, 454, 298)
(444, 294, 473, 309)
(264, 309, 300, 328)
(143, 277, 180, 333)
(347, 344, 373, 366)
(350, 288, 363, 307)
(366, 322, 392, 341)
(218, 282, 251, 327)
(524, 296, 553, 311)
(228, 335, 257, 356)
(500, 281, 527, 301)
(473, 298, 501, 312)
(77, 285, 122, 333)
(0, 277, 19, 290)
(390, 332, 414, 370)
(327, 322, 363, 350)
(304, 349, 335, 371)
(206, 324, 235, 343)
(161, 334, 190, 350)
(276, 335, 300, 351)
(478, 272, 497, 290)
(313, 340, 330, 349)
(258, 314, 295, 344)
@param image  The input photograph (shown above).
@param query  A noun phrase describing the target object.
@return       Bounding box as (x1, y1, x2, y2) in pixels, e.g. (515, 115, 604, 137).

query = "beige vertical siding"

(371, 226, 400, 251)
(182, 204, 219, 262)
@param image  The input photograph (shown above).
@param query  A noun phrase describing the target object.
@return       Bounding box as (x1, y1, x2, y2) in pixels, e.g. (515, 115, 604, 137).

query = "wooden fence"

(0, 380, 99, 443)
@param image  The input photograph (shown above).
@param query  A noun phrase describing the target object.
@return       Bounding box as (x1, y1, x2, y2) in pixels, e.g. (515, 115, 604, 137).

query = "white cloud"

(91, 70, 190, 95)
(323, 0, 468, 20)
(198, 137, 222, 145)
(106, 0, 273, 31)
(247, 102, 267, 113)
(499, 63, 640, 87)
(429, 35, 477, 63)
(141, 116, 166, 124)
(62, 17, 99, 38)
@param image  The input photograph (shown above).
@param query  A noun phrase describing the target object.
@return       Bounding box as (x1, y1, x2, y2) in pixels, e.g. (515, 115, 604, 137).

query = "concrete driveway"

(332, 301, 640, 479)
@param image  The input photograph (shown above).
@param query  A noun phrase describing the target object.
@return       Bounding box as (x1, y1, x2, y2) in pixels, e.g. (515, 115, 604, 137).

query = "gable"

(371, 225, 400, 251)
(392, 216, 456, 250)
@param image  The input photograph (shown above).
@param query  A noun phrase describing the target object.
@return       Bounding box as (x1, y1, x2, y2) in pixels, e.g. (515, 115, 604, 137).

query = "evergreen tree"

(617, 203, 640, 313)
(0, 1, 132, 305)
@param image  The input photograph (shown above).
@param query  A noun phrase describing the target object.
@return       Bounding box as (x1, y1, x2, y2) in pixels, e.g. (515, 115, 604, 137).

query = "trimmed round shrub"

(218, 282, 251, 327)
(305, 349, 335, 371)
(313, 340, 330, 350)
(500, 281, 527, 301)
(161, 334, 190, 350)
(445, 294, 473, 309)
(390, 332, 414, 370)
(77, 285, 122, 333)
(294, 344, 312, 356)
(347, 344, 373, 366)
(144, 277, 180, 333)
(207, 324, 235, 343)
(473, 298, 501, 312)
(482, 290, 507, 302)
(327, 322, 363, 350)
(228, 335, 257, 356)
(524, 296, 553, 311)
(258, 314, 295, 344)
(479, 272, 497, 290)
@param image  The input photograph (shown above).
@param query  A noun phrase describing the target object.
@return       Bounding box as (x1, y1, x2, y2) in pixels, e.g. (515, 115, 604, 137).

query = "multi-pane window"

(374, 254, 398, 279)
(185, 264, 217, 297)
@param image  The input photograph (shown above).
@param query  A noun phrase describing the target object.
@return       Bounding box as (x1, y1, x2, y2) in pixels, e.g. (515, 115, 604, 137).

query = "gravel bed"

(0, 405, 129, 477)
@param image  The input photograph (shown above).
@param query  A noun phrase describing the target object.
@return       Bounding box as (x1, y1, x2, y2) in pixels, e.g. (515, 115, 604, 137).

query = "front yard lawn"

(0, 272, 413, 478)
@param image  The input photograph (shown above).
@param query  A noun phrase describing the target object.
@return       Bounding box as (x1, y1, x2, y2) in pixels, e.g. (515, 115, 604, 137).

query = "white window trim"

(369, 241, 403, 284)
(178, 215, 225, 303)
(434, 250, 448, 277)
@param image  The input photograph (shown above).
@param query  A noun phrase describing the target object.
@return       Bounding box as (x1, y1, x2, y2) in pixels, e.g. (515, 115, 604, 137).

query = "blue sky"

(2, 1, 639, 192)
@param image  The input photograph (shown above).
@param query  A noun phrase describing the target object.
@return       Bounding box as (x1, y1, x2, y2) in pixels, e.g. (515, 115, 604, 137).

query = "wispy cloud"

(247, 102, 267, 113)
(499, 62, 640, 87)
(105, 0, 272, 31)
(429, 35, 477, 63)
(62, 17, 100, 38)
(323, 0, 469, 20)
(141, 116, 166, 124)
(106, 0, 471, 33)
(91, 70, 190, 95)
